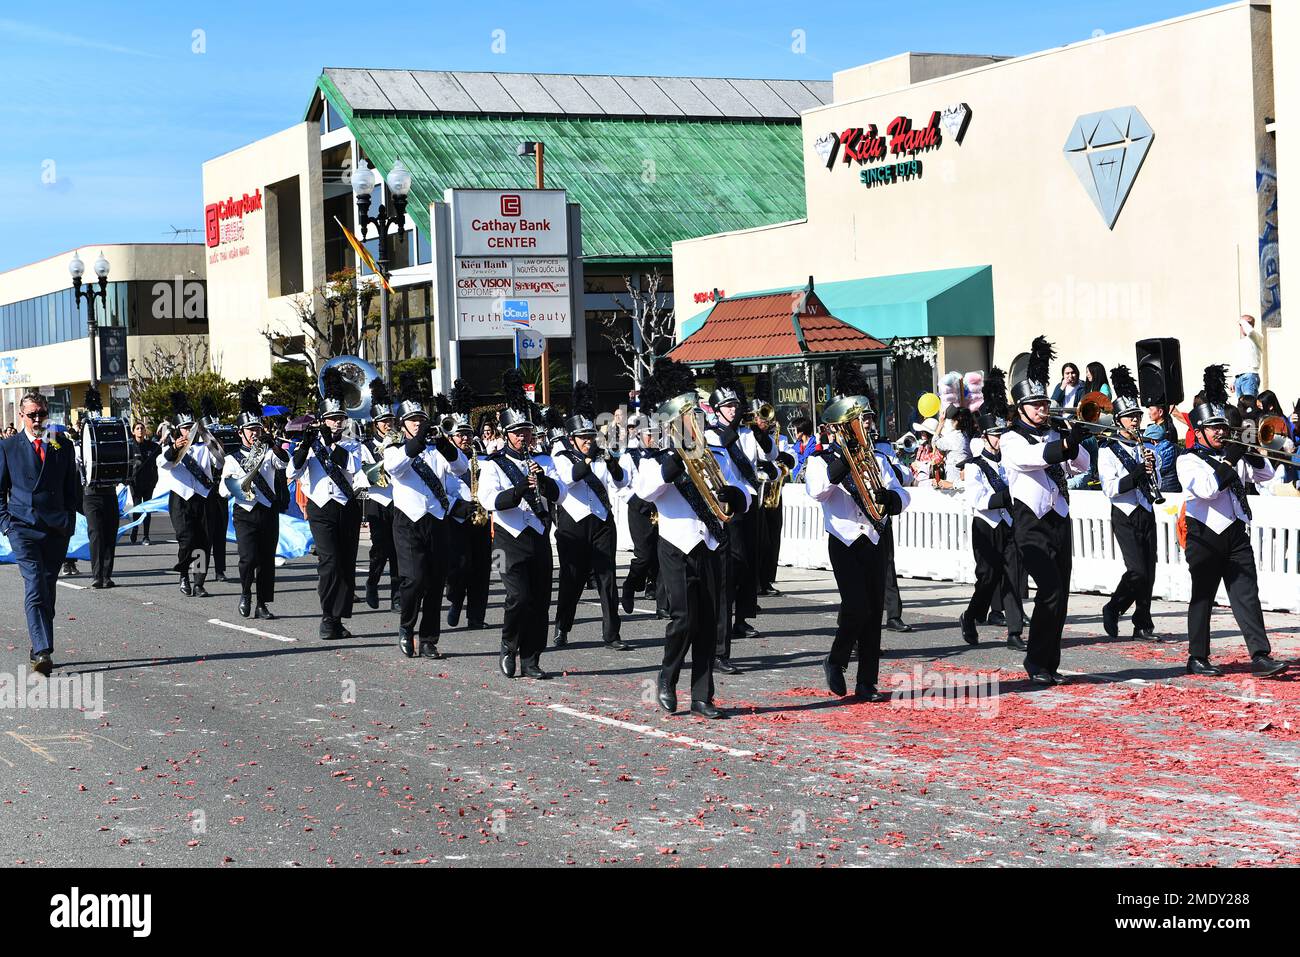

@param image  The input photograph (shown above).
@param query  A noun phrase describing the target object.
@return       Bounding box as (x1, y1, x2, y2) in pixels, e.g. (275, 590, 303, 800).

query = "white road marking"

(208, 618, 296, 643)
(548, 704, 755, 757)
(57, 580, 86, 590)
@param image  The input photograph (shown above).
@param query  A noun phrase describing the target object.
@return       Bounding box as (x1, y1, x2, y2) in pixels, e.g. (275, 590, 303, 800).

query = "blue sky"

(0, 0, 1213, 272)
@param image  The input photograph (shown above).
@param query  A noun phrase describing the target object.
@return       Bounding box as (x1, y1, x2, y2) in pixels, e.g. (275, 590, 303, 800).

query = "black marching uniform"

(619, 442, 668, 618)
(445, 450, 492, 630)
(224, 443, 287, 618)
(155, 394, 215, 596)
(128, 433, 159, 544)
(78, 393, 120, 588)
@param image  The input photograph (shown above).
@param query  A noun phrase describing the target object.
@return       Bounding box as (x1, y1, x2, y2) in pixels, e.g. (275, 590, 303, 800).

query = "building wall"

(674, 3, 1276, 397)
(1266, 0, 1296, 391)
(202, 122, 326, 382)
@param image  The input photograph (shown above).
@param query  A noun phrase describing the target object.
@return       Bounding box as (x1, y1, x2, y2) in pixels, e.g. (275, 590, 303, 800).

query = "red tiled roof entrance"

(670, 285, 886, 364)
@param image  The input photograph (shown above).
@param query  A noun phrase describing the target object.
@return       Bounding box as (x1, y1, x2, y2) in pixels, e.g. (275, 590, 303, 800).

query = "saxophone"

(363, 430, 403, 488)
(468, 455, 490, 527)
(762, 460, 791, 509)
(821, 394, 887, 523)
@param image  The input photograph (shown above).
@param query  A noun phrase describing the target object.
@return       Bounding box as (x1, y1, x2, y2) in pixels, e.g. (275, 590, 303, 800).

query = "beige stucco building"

(673, 2, 1292, 428)
(0, 243, 208, 427)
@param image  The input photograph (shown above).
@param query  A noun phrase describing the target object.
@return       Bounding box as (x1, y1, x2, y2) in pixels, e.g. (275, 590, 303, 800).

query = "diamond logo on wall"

(1063, 106, 1154, 229)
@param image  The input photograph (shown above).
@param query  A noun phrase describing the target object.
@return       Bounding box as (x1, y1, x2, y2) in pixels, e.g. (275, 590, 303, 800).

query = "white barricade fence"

(614, 485, 1300, 613)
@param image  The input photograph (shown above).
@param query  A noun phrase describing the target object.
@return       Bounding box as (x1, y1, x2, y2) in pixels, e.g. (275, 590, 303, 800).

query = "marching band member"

(634, 359, 748, 719)
(750, 399, 795, 597)
(287, 368, 368, 641)
(445, 380, 491, 632)
(79, 388, 120, 589)
(620, 412, 668, 619)
(128, 421, 158, 546)
(1098, 365, 1163, 642)
(477, 370, 565, 680)
(705, 360, 764, 673)
(958, 368, 1023, 647)
(1001, 337, 1090, 685)
(806, 360, 909, 702)
(223, 385, 288, 620)
(362, 379, 400, 613)
(156, 392, 216, 597)
(200, 397, 231, 583)
(383, 377, 471, 659)
(1177, 365, 1288, 678)
(873, 426, 915, 633)
(553, 382, 633, 651)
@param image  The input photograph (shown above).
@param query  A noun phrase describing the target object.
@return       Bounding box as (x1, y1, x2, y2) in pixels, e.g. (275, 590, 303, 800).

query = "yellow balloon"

(918, 393, 941, 418)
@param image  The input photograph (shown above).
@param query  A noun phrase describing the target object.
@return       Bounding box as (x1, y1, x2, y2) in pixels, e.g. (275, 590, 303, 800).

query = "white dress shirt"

(155, 441, 216, 501)
(963, 451, 1011, 528)
(1000, 425, 1090, 518)
(286, 438, 368, 507)
(476, 448, 566, 538)
(1098, 442, 1153, 515)
(360, 436, 394, 508)
(383, 438, 469, 522)
(633, 448, 751, 554)
(1177, 447, 1274, 533)
(804, 448, 910, 547)
(444, 459, 478, 525)
(705, 424, 762, 498)
(220, 444, 285, 511)
(554, 448, 630, 523)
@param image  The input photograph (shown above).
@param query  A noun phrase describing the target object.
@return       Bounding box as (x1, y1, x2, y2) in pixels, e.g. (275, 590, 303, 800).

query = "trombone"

(1222, 415, 1296, 464)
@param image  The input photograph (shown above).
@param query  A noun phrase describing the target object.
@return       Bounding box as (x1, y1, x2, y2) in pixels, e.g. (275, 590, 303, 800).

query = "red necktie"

(34, 438, 44, 464)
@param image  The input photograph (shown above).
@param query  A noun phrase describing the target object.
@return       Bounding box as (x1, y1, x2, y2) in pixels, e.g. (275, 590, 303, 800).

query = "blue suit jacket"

(0, 431, 80, 539)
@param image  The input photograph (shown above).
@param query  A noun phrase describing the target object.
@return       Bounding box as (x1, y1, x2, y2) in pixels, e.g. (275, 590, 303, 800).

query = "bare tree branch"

(259, 269, 379, 380)
(599, 268, 677, 391)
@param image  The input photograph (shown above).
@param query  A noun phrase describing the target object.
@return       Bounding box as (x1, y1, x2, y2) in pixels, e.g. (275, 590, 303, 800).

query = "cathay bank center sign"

(448, 189, 575, 340)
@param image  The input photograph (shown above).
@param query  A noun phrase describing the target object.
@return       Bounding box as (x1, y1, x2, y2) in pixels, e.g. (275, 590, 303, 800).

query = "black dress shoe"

(467, 621, 486, 630)
(238, 593, 252, 619)
(31, 652, 52, 676)
(656, 610, 670, 620)
(1006, 633, 1027, 651)
(604, 638, 633, 651)
(853, 684, 887, 702)
(178, 575, 193, 597)
(365, 582, 380, 610)
(621, 581, 636, 615)
(734, 623, 760, 640)
(1133, 628, 1166, 642)
(254, 604, 276, 620)
(690, 700, 725, 719)
(959, 612, 978, 646)
(1102, 603, 1119, 638)
(823, 655, 847, 696)
(1186, 657, 1224, 677)
(211, 571, 227, 583)
(391, 596, 401, 613)
(714, 656, 741, 675)
(499, 648, 516, 678)
(398, 627, 416, 658)
(419, 640, 443, 660)
(520, 663, 549, 680)
(193, 584, 211, 598)
(142, 538, 153, 546)
(552, 628, 568, 648)
(657, 675, 677, 713)
(320, 619, 345, 641)
(337, 625, 354, 640)
(1026, 669, 1055, 686)
(102, 578, 115, 588)
(985, 611, 1007, 627)
(447, 601, 462, 627)
(1252, 654, 1289, 678)
(886, 617, 913, 633)
(764, 586, 783, 597)
(1049, 671, 1069, 685)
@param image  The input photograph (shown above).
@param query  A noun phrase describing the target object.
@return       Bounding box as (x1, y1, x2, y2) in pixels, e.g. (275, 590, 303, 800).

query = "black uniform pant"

(659, 538, 724, 704)
(307, 497, 362, 621)
(827, 533, 887, 689)
(721, 505, 759, 648)
(1184, 518, 1272, 660)
(392, 510, 448, 640)
(757, 503, 783, 588)
(233, 503, 279, 602)
(205, 490, 229, 575)
(1107, 505, 1156, 632)
(1011, 502, 1072, 673)
(169, 491, 210, 578)
(967, 519, 1024, 635)
(497, 525, 553, 668)
(129, 477, 153, 541)
(365, 500, 399, 599)
(880, 522, 903, 622)
(83, 485, 120, 582)
(625, 504, 668, 615)
(446, 519, 492, 626)
(555, 510, 621, 642)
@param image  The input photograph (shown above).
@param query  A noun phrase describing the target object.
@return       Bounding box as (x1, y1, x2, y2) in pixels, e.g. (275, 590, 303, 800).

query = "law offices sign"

(448, 189, 574, 339)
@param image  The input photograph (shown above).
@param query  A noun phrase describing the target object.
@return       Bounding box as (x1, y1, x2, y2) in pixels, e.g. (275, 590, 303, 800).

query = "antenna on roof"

(165, 226, 203, 240)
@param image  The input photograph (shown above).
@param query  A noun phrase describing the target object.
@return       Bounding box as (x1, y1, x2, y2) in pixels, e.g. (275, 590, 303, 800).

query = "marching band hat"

(1011, 336, 1054, 404)
(1190, 365, 1231, 428)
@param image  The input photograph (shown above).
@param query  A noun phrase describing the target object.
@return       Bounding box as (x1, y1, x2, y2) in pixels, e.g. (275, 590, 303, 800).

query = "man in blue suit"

(0, 392, 80, 675)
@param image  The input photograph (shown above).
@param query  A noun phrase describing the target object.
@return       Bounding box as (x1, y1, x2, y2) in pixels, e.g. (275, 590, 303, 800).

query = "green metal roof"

(680, 266, 995, 340)
(316, 74, 812, 263)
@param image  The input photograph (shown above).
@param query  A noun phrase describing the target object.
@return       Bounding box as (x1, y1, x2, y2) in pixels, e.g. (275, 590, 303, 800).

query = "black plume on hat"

(502, 368, 528, 413)
(649, 358, 696, 407)
(833, 356, 870, 399)
(322, 365, 348, 402)
(200, 395, 219, 421)
(1026, 336, 1056, 389)
(1202, 364, 1229, 408)
(433, 392, 452, 416)
(712, 359, 748, 407)
(451, 378, 475, 416)
(170, 390, 193, 418)
(984, 367, 1009, 420)
(572, 380, 597, 420)
(1110, 364, 1138, 402)
(83, 386, 103, 412)
(239, 384, 263, 417)
(369, 377, 391, 412)
(543, 405, 565, 430)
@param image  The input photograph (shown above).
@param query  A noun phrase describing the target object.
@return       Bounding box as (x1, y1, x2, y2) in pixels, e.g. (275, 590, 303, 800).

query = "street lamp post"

(352, 158, 412, 386)
(516, 142, 549, 403)
(69, 251, 110, 399)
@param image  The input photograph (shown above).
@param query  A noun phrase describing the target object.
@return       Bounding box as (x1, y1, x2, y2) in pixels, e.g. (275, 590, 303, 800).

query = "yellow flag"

(334, 216, 392, 293)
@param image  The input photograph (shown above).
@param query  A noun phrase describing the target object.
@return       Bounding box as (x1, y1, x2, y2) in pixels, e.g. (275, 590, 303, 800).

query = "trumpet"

(893, 433, 918, 454)
(744, 402, 775, 425)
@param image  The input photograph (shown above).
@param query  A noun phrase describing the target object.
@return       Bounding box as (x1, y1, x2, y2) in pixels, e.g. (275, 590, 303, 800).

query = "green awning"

(680, 265, 994, 340)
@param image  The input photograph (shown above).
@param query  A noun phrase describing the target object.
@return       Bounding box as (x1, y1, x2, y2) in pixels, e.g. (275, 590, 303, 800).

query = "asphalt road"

(1, 520, 1297, 868)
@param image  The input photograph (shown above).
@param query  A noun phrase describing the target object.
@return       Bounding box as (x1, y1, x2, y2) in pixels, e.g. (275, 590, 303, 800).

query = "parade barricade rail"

(614, 486, 1300, 613)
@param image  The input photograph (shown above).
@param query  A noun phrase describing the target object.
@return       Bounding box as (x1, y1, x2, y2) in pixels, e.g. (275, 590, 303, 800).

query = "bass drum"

(82, 417, 131, 486)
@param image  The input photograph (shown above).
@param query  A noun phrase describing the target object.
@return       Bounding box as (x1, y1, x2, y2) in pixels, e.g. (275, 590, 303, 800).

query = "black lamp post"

(69, 251, 110, 395)
(351, 157, 412, 385)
